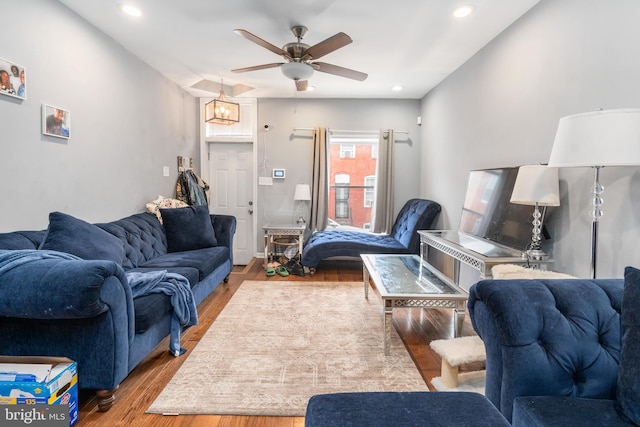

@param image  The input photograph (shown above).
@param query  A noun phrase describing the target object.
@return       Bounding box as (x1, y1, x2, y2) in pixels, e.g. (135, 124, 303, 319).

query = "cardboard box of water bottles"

(0, 356, 78, 426)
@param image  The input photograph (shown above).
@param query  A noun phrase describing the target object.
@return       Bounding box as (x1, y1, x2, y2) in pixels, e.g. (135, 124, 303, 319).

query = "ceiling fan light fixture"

(281, 62, 314, 81)
(205, 83, 240, 126)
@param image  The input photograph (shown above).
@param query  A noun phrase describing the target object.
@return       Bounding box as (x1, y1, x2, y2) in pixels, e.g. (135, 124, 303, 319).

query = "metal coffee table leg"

(384, 299, 393, 356)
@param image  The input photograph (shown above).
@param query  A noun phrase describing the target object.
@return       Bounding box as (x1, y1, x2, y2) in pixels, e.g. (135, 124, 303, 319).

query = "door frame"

(199, 97, 258, 262)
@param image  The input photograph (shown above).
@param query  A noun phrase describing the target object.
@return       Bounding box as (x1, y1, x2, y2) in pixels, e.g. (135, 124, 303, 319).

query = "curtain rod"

(292, 128, 408, 134)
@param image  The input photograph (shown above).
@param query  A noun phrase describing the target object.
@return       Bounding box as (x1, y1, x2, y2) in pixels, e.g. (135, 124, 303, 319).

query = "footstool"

(429, 335, 485, 390)
(305, 391, 509, 426)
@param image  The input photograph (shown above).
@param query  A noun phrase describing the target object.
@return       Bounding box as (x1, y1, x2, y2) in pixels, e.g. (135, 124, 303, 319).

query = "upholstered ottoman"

(305, 391, 509, 427)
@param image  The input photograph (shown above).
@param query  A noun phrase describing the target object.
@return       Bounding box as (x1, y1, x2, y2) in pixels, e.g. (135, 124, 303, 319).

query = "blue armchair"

(301, 198, 441, 273)
(468, 275, 637, 426)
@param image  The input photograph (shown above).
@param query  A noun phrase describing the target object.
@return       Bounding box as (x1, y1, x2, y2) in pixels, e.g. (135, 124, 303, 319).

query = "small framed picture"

(42, 104, 70, 139)
(0, 57, 26, 100)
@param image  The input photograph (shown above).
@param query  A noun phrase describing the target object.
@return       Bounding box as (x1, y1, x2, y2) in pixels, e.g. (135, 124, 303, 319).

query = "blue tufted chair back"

(468, 278, 623, 422)
(389, 199, 441, 252)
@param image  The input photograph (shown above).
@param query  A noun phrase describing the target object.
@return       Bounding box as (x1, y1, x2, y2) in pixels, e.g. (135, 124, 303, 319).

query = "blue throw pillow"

(39, 211, 125, 264)
(160, 205, 217, 253)
(616, 266, 640, 424)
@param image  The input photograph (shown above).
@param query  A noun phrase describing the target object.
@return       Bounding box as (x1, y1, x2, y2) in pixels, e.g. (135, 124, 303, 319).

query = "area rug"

(147, 280, 428, 416)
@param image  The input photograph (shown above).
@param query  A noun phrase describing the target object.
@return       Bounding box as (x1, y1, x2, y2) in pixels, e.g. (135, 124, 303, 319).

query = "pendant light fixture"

(205, 79, 240, 126)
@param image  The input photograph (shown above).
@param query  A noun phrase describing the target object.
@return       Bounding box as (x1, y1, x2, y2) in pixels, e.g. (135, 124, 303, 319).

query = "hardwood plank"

(76, 257, 477, 426)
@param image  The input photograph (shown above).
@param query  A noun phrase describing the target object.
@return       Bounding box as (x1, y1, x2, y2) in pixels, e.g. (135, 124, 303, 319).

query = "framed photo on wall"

(42, 104, 71, 139)
(0, 57, 26, 100)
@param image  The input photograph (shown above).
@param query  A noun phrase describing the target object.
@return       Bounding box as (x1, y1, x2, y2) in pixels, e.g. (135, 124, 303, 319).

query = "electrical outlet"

(163, 166, 170, 177)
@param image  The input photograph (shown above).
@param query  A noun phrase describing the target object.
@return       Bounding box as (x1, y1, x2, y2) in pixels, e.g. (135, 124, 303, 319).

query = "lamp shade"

(510, 165, 560, 207)
(294, 184, 311, 201)
(281, 62, 314, 81)
(548, 108, 640, 167)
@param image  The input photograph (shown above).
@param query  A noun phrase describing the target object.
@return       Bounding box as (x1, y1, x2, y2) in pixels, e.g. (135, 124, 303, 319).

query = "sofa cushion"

(160, 205, 218, 252)
(306, 392, 510, 427)
(616, 266, 640, 424)
(129, 266, 199, 334)
(302, 230, 409, 267)
(0, 230, 46, 250)
(139, 246, 230, 281)
(39, 212, 124, 264)
(513, 396, 634, 426)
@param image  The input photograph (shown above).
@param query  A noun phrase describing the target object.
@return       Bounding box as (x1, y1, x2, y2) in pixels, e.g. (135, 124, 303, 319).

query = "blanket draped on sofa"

(126, 270, 197, 356)
(0, 249, 197, 356)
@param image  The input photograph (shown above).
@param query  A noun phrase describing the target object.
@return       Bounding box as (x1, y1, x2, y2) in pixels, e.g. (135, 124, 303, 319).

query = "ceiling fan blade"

(295, 80, 308, 91)
(312, 62, 368, 81)
(231, 63, 284, 73)
(234, 29, 292, 60)
(303, 32, 352, 60)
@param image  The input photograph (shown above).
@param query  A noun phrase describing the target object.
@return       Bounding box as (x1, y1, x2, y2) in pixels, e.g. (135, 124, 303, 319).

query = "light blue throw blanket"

(126, 270, 198, 356)
(0, 249, 197, 356)
(0, 249, 80, 275)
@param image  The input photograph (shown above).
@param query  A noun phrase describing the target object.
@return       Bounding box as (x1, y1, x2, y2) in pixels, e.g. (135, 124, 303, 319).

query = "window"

(335, 174, 350, 219)
(340, 144, 356, 158)
(364, 176, 375, 207)
(328, 131, 379, 229)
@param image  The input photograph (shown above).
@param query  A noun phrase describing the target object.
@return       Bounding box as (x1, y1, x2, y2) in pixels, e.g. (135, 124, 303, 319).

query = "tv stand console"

(418, 230, 549, 287)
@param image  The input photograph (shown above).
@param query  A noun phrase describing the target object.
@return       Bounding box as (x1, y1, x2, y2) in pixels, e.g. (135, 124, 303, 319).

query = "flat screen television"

(459, 167, 548, 252)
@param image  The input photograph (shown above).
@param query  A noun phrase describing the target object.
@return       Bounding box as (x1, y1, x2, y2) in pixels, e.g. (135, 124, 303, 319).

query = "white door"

(208, 143, 254, 265)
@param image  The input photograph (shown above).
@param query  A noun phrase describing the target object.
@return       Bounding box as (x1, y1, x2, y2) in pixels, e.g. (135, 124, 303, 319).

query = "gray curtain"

(309, 127, 329, 234)
(372, 129, 395, 233)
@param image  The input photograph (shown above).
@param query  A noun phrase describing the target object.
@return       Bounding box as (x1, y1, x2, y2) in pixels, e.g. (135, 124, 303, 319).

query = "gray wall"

(256, 98, 422, 249)
(420, 0, 640, 278)
(0, 0, 198, 231)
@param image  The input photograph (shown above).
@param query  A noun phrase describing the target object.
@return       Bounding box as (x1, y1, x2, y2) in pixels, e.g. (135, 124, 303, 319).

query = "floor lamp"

(510, 165, 560, 261)
(548, 108, 640, 279)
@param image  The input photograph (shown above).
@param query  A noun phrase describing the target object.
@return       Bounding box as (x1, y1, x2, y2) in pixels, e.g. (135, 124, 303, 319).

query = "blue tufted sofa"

(0, 209, 235, 411)
(301, 198, 440, 273)
(468, 274, 638, 426)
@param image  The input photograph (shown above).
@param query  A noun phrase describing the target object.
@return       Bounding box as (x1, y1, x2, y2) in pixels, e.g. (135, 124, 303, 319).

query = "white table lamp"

(510, 165, 560, 261)
(294, 184, 311, 225)
(548, 108, 640, 278)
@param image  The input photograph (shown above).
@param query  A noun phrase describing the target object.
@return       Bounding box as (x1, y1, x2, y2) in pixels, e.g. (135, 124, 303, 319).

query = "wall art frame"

(42, 104, 71, 139)
(0, 57, 26, 100)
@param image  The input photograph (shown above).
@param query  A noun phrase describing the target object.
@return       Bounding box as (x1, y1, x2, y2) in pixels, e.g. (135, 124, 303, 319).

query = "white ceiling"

(57, 0, 540, 99)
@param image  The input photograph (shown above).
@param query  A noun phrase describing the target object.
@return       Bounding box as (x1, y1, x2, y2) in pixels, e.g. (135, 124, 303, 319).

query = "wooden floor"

(77, 258, 481, 427)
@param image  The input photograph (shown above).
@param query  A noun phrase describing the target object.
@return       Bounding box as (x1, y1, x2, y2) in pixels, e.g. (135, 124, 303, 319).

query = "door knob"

(248, 209, 253, 215)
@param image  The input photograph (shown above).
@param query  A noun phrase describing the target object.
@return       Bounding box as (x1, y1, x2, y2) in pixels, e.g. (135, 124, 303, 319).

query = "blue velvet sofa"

(0, 207, 236, 411)
(468, 268, 640, 426)
(301, 198, 441, 273)
(306, 268, 640, 426)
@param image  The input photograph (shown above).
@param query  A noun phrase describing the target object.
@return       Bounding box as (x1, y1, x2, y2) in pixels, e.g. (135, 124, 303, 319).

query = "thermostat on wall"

(272, 168, 286, 179)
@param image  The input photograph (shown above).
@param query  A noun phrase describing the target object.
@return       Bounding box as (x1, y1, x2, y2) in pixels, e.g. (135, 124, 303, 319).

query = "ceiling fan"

(231, 25, 368, 91)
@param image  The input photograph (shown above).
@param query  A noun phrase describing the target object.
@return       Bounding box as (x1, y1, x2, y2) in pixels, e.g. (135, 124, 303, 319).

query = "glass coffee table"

(361, 254, 469, 355)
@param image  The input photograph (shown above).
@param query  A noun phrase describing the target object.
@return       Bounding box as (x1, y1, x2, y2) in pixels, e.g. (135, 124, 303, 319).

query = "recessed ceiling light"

(119, 3, 142, 17)
(453, 4, 474, 18)
(306, 85, 315, 92)
(392, 85, 403, 91)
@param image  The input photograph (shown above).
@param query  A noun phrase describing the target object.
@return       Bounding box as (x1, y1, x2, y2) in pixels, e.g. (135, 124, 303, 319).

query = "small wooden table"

(262, 224, 306, 269)
(361, 254, 468, 355)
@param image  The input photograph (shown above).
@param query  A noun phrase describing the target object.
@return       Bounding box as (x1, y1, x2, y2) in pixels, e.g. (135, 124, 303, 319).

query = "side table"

(262, 224, 306, 269)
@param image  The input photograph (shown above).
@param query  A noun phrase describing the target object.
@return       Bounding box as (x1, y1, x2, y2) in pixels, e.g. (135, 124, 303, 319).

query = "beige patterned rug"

(147, 280, 428, 416)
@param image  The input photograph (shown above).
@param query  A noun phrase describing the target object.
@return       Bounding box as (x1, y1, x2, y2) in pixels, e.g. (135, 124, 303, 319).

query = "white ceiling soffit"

(57, 0, 540, 99)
